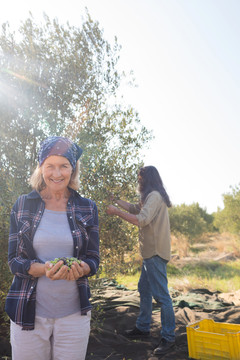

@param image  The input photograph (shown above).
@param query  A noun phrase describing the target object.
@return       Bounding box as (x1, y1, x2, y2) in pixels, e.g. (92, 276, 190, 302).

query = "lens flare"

(2, 68, 47, 88)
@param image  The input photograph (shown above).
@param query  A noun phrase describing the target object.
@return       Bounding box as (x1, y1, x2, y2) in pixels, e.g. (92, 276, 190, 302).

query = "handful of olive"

(49, 257, 81, 271)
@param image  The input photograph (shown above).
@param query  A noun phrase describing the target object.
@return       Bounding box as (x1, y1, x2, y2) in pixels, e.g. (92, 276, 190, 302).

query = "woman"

(5, 136, 100, 360)
(106, 166, 175, 356)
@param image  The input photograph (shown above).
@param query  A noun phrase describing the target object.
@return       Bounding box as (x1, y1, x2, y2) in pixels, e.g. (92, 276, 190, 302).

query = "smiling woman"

(5, 136, 100, 360)
(30, 156, 80, 194)
(41, 156, 73, 195)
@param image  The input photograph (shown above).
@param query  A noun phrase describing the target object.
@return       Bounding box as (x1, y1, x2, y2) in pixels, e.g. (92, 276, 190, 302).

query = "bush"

(214, 185, 240, 234)
(169, 203, 214, 241)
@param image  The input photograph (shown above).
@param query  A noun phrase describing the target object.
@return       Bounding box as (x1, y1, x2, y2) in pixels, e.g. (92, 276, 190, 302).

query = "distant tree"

(169, 203, 214, 241)
(214, 185, 240, 234)
(0, 12, 152, 273)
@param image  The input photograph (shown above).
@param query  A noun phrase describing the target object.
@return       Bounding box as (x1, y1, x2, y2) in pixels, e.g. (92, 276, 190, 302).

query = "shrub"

(214, 185, 240, 234)
(169, 203, 214, 241)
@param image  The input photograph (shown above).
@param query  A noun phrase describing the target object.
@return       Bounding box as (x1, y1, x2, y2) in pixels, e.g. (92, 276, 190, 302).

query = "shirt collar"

(26, 190, 41, 200)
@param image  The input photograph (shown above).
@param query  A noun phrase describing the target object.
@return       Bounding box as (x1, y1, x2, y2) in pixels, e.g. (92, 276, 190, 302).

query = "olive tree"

(0, 11, 152, 274)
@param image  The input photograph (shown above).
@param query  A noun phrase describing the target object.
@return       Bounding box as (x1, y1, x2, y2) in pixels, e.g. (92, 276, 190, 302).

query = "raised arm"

(106, 205, 139, 226)
(114, 199, 132, 211)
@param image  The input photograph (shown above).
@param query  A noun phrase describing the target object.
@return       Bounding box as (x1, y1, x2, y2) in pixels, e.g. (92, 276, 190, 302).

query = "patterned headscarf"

(38, 136, 83, 170)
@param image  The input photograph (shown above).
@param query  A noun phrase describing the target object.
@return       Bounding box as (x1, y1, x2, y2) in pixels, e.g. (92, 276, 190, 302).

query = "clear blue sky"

(1, 0, 239, 213)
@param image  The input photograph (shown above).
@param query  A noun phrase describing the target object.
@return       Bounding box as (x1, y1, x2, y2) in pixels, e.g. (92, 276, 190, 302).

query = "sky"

(0, 0, 239, 213)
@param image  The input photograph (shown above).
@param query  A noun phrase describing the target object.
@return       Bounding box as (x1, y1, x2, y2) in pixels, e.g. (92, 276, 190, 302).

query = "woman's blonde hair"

(29, 160, 80, 191)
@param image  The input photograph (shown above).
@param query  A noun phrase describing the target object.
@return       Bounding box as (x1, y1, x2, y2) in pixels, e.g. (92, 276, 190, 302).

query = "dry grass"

(171, 234, 190, 257)
(171, 232, 240, 261)
(115, 232, 240, 293)
(168, 232, 240, 293)
(209, 232, 240, 257)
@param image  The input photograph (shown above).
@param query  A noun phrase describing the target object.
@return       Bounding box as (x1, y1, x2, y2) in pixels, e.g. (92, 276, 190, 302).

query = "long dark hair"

(138, 166, 172, 207)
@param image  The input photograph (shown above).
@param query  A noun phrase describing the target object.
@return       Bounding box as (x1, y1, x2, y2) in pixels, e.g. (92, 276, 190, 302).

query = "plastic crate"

(186, 319, 240, 359)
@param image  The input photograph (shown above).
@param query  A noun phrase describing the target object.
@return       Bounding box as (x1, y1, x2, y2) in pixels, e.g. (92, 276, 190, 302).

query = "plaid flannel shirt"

(5, 188, 99, 330)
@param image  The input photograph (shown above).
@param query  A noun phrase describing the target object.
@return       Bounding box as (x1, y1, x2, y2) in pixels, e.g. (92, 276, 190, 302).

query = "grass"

(115, 273, 139, 290)
(167, 260, 240, 293)
(114, 233, 240, 294)
(115, 260, 240, 293)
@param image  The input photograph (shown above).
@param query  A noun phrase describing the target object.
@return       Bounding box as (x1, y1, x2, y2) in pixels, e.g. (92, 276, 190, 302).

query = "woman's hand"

(45, 260, 69, 280)
(66, 261, 91, 281)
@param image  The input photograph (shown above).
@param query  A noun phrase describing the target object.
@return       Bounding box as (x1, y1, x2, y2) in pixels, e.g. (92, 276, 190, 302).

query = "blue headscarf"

(38, 136, 83, 170)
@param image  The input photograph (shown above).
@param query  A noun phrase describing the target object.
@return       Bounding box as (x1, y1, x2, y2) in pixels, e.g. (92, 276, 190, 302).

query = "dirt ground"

(1, 233, 240, 360)
(1, 286, 240, 360)
(85, 285, 240, 360)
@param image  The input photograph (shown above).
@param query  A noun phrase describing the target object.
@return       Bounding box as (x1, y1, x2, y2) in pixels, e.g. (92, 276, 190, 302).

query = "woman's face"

(41, 155, 72, 192)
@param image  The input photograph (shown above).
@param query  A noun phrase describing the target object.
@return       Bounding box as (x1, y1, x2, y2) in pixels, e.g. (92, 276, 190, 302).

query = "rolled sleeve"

(8, 207, 36, 277)
(136, 192, 163, 227)
(129, 203, 141, 215)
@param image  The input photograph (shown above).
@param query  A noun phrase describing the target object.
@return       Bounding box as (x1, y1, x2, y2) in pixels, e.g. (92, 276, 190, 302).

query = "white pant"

(10, 311, 91, 360)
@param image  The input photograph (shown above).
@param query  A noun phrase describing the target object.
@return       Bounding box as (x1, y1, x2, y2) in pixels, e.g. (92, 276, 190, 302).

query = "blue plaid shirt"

(5, 188, 99, 330)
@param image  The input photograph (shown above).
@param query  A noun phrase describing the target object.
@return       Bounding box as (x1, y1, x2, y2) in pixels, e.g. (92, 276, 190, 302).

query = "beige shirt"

(129, 191, 171, 261)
